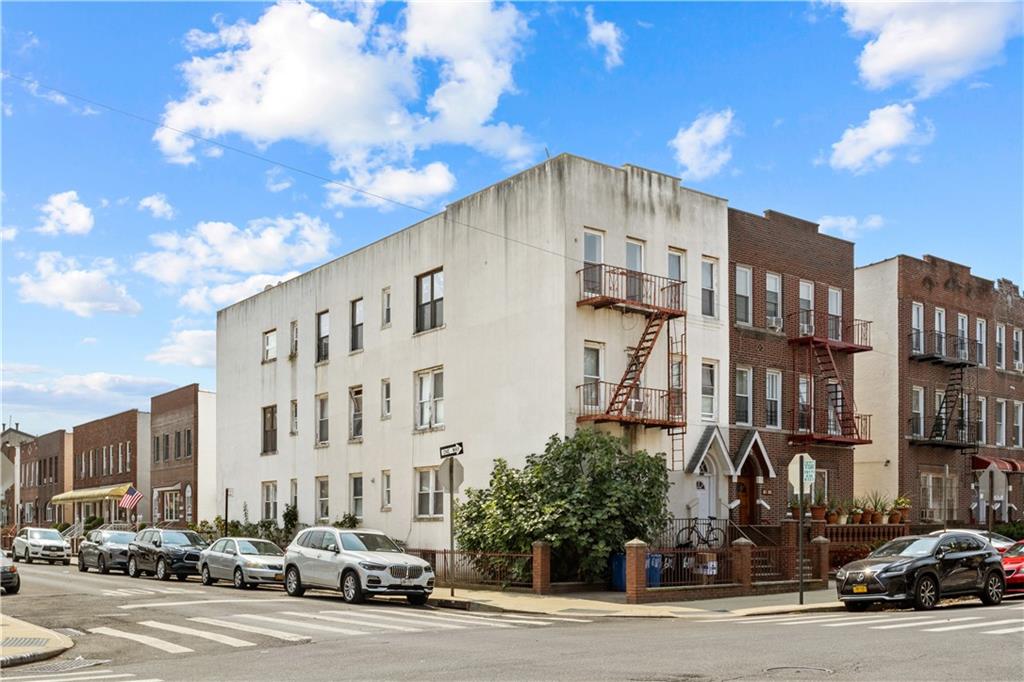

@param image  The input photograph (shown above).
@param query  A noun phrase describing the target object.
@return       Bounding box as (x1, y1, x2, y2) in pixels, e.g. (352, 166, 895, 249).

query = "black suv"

(836, 532, 1006, 611)
(128, 528, 207, 581)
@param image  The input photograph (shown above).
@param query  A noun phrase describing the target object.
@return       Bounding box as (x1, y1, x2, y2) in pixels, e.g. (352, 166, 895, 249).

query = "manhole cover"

(20, 657, 109, 674)
(0, 637, 50, 648)
(763, 667, 833, 677)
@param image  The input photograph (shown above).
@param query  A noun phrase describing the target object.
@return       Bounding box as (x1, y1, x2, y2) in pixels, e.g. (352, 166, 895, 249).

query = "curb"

(427, 597, 506, 613)
(0, 618, 75, 669)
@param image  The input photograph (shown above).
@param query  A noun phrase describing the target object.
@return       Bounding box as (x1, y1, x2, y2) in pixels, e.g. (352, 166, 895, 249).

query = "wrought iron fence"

(651, 517, 730, 550)
(656, 548, 734, 587)
(576, 382, 685, 426)
(405, 549, 532, 588)
(578, 263, 687, 314)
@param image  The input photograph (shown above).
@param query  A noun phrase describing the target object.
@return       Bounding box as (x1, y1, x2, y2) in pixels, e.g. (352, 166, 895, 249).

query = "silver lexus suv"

(284, 527, 434, 605)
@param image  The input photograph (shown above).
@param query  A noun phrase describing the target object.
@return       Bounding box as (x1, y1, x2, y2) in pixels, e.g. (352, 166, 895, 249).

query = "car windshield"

(29, 529, 63, 541)
(104, 532, 136, 544)
(163, 531, 205, 546)
(871, 537, 937, 558)
(1004, 543, 1024, 558)
(237, 540, 283, 556)
(342, 532, 402, 553)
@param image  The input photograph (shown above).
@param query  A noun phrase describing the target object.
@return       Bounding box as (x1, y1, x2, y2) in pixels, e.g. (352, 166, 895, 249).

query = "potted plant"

(869, 492, 886, 524)
(860, 496, 874, 524)
(893, 495, 911, 523)
(810, 487, 827, 520)
(837, 500, 850, 525)
(849, 500, 863, 525)
(827, 501, 841, 525)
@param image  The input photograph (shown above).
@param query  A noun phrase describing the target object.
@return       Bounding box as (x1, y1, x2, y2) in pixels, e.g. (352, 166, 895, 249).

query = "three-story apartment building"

(16, 430, 73, 525)
(856, 255, 1024, 524)
(217, 153, 732, 548)
(150, 384, 217, 526)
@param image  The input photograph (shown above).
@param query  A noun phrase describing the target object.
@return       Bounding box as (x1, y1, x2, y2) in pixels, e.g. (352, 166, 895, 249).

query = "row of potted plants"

(788, 491, 912, 524)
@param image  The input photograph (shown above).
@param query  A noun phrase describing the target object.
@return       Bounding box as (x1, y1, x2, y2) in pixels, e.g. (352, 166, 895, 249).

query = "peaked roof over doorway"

(685, 425, 737, 476)
(732, 429, 777, 479)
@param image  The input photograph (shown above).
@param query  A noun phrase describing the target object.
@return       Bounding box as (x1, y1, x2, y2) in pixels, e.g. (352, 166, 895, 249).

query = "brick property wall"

(150, 384, 200, 525)
(72, 410, 141, 510)
(727, 209, 861, 524)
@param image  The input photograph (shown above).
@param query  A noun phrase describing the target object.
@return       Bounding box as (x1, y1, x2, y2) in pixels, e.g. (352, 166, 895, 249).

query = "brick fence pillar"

(532, 540, 551, 595)
(780, 520, 798, 580)
(732, 537, 753, 589)
(625, 538, 647, 605)
(811, 536, 830, 586)
(809, 518, 826, 541)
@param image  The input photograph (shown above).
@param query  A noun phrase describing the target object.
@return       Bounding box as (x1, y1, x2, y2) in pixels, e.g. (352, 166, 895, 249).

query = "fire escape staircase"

(925, 366, 978, 454)
(804, 340, 868, 443)
(606, 314, 668, 415)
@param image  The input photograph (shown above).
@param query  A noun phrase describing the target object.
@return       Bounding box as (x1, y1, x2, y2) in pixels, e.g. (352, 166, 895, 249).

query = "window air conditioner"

(766, 317, 784, 332)
(799, 322, 815, 336)
(1016, 361, 1024, 372)
(626, 398, 646, 415)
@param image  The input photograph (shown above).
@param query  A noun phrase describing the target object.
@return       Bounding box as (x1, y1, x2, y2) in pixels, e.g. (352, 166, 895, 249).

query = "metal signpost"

(798, 455, 815, 605)
(224, 488, 232, 537)
(440, 443, 464, 597)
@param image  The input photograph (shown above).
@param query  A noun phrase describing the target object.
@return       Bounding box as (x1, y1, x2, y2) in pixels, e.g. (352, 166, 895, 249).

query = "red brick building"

(150, 384, 216, 526)
(2, 424, 35, 527)
(727, 210, 872, 526)
(16, 430, 73, 526)
(856, 255, 1024, 524)
(67, 410, 151, 523)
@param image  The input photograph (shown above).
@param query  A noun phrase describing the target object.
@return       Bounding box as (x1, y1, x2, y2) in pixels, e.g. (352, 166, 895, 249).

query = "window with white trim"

(920, 466, 957, 522)
(910, 386, 924, 437)
(381, 287, 392, 328)
(976, 318, 987, 366)
(583, 344, 602, 408)
(349, 386, 363, 440)
(701, 258, 717, 317)
(582, 229, 604, 295)
(995, 323, 1005, 369)
(261, 481, 277, 521)
(416, 468, 443, 518)
(290, 320, 298, 357)
(316, 394, 329, 444)
(415, 368, 444, 429)
(263, 329, 277, 362)
(381, 470, 392, 510)
(910, 302, 924, 353)
(734, 367, 751, 426)
(798, 280, 814, 333)
(934, 308, 946, 356)
(765, 369, 782, 429)
(1015, 402, 1023, 447)
(350, 298, 364, 352)
(735, 265, 752, 325)
(290, 478, 298, 512)
(350, 474, 363, 518)
(316, 310, 330, 362)
(290, 399, 298, 435)
(316, 476, 329, 522)
(798, 375, 812, 431)
(766, 272, 782, 328)
(977, 397, 987, 444)
(1014, 328, 1023, 368)
(995, 399, 1006, 446)
(381, 379, 391, 419)
(701, 361, 716, 421)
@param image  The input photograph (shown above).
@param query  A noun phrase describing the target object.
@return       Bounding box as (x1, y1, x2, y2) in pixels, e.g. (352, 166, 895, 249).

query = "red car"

(1002, 541, 1024, 593)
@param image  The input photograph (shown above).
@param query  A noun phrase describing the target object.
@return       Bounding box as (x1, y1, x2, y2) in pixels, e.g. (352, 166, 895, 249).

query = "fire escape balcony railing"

(578, 264, 687, 317)
(790, 407, 871, 445)
(785, 310, 872, 352)
(907, 330, 979, 366)
(907, 417, 978, 448)
(577, 381, 686, 428)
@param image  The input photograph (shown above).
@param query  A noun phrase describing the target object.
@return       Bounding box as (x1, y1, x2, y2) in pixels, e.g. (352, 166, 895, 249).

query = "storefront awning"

(972, 455, 1024, 473)
(50, 483, 132, 504)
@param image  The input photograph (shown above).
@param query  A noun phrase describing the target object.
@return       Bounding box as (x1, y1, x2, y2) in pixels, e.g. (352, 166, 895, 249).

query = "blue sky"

(2, 1, 1022, 434)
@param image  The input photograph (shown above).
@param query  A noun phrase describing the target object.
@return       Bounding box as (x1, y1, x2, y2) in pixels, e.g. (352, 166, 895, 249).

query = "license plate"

(402, 578, 411, 586)
(853, 585, 868, 594)
(273, 573, 283, 581)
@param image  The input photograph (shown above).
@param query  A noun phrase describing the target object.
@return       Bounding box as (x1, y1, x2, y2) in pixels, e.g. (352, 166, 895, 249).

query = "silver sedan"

(199, 537, 285, 589)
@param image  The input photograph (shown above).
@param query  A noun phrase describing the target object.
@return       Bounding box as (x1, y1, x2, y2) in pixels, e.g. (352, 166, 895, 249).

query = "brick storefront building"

(726, 210, 872, 526)
(856, 255, 1024, 524)
(67, 410, 151, 523)
(16, 430, 73, 525)
(150, 384, 216, 526)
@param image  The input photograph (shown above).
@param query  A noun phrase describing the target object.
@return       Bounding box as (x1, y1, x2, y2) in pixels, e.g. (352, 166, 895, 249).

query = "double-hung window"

(798, 375, 812, 431)
(583, 230, 604, 295)
(185, 430, 192, 457)
(381, 470, 392, 509)
(934, 308, 947, 356)
(416, 468, 443, 518)
(163, 434, 170, 461)
(381, 287, 392, 328)
(735, 367, 751, 425)
(701, 259, 717, 317)
(957, 313, 969, 361)
(1015, 402, 1023, 447)
(977, 397, 987, 444)
(316, 477, 329, 522)
(262, 481, 277, 521)
(316, 394, 329, 444)
(262, 406, 277, 454)
(350, 475, 363, 518)
(290, 400, 298, 435)
(976, 319, 987, 366)
(153, 437, 160, 463)
(316, 311, 330, 362)
(415, 268, 444, 332)
(910, 387, 924, 437)
(766, 272, 782, 329)
(381, 379, 392, 419)
(701, 362, 716, 421)
(910, 302, 924, 353)
(995, 400, 1006, 446)
(263, 329, 277, 361)
(667, 249, 685, 310)
(174, 431, 181, 459)
(349, 386, 363, 440)
(350, 298, 364, 351)
(1014, 328, 1023, 369)
(799, 281, 814, 334)
(735, 265, 752, 325)
(995, 324, 1005, 369)
(290, 320, 299, 357)
(416, 368, 444, 429)
(765, 369, 782, 429)
(583, 345, 602, 408)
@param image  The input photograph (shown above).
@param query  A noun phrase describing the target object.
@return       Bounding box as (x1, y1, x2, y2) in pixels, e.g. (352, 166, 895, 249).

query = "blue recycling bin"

(610, 552, 661, 591)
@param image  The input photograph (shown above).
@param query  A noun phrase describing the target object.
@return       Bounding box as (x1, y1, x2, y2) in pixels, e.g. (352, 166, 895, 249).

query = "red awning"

(972, 455, 1024, 473)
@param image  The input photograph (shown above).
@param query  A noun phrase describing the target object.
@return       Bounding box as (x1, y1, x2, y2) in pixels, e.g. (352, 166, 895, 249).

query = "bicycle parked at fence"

(675, 516, 726, 549)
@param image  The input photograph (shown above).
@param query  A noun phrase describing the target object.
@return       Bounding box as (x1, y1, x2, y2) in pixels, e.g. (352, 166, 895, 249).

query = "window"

(174, 431, 182, 459)
(163, 434, 170, 462)
(957, 313, 969, 361)
(101, 446, 107, 476)
(316, 477, 329, 522)
(262, 481, 278, 521)
(1014, 329, 1023, 367)
(349, 386, 363, 440)
(934, 308, 946, 356)
(415, 268, 444, 332)
(290, 400, 298, 435)
(735, 265, 752, 325)
(89, 450, 94, 477)
(316, 310, 330, 362)
(290, 478, 298, 511)
(381, 287, 391, 328)
(798, 281, 814, 334)
(1015, 402, 1023, 447)
(381, 379, 391, 419)
(350, 475, 363, 518)
(263, 329, 277, 361)
(910, 386, 925, 437)
(126, 441, 131, 472)
(701, 259, 717, 317)
(381, 470, 392, 509)
(996, 324, 1006, 368)
(667, 249, 685, 309)
(766, 272, 782, 328)
(416, 468, 443, 518)
(934, 390, 947, 433)
(583, 344, 602, 407)
(583, 230, 604, 294)
(415, 368, 444, 429)
(920, 466, 957, 522)
(798, 375, 812, 431)
(977, 397, 987, 444)
(827, 287, 842, 341)
(827, 383, 843, 435)
(701, 362, 716, 421)
(735, 367, 751, 425)
(910, 302, 924, 353)
(625, 239, 645, 301)
(118, 443, 124, 473)
(290, 320, 299, 357)
(976, 318, 987, 366)
(185, 430, 192, 457)
(316, 394, 329, 445)
(995, 399, 1006, 446)
(153, 436, 159, 463)
(766, 369, 782, 429)
(262, 405, 277, 454)
(350, 298, 364, 351)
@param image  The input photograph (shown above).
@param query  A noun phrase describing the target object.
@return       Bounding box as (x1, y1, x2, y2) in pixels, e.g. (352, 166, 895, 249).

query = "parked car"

(1001, 540, 1024, 593)
(11, 527, 70, 565)
(200, 537, 285, 589)
(836, 532, 1005, 611)
(78, 529, 137, 574)
(1, 549, 20, 594)
(283, 527, 434, 605)
(128, 528, 207, 581)
(927, 528, 1016, 553)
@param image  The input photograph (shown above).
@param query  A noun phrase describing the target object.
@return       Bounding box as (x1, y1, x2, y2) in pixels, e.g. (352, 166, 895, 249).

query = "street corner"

(0, 613, 75, 668)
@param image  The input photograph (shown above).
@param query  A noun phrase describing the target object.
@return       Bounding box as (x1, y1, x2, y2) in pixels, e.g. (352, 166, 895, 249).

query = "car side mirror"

(226, 549, 236, 556)
(327, 543, 339, 553)
(153, 539, 161, 548)
(935, 549, 946, 559)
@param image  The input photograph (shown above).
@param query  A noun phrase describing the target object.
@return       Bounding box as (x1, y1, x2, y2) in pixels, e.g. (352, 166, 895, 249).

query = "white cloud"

(265, 168, 294, 193)
(35, 190, 95, 235)
(138, 193, 175, 219)
(155, 1, 536, 205)
(179, 271, 301, 312)
(13, 252, 142, 317)
(147, 329, 216, 367)
(829, 103, 934, 174)
(832, 1, 1023, 98)
(818, 214, 885, 240)
(585, 5, 625, 70)
(23, 78, 69, 106)
(3, 103, 12, 117)
(324, 162, 455, 210)
(134, 213, 332, 286)
(668, 108, 737, 181)
(1, 226, 17, 241)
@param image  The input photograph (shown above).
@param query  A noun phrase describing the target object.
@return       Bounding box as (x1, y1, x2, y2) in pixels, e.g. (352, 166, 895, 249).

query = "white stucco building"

(216, 154, 731, 548)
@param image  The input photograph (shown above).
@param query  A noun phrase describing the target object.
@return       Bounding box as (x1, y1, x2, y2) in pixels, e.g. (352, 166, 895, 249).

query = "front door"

(737, 476, 756, 524)
(696, 461, 717, 519)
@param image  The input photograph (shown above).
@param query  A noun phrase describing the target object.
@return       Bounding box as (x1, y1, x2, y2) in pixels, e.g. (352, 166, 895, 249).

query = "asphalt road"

(3, 561, 1023, 681)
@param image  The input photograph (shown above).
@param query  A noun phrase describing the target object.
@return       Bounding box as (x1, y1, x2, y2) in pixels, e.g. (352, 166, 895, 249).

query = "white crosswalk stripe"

(383, 609, 516, 628)
(303, 611, 423, 632)
(770, 615, 851, 625)
(870, 617, 977, 630)
(985, 625, 1024, 634)
(139, 620, 255, 647)
(234, 613, 369, 635)
(333, 609, 467, 630)
(425, 611, 553, 627)
(820, 616, 899, 627)
(188, 617, 311, 642)
(923, 618, 1023, 633)
(2, 672, 144, 681)
(501, 614, 593, 623)
(88, 626, 194, 654)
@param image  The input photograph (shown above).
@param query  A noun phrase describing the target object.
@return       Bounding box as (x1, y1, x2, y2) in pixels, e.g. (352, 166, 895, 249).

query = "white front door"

(696, 460, 717, 519)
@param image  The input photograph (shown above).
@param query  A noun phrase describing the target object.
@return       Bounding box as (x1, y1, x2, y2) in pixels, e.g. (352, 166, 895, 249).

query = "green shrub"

(333, 513, 359, 529)
(994, 521, 1024, 541)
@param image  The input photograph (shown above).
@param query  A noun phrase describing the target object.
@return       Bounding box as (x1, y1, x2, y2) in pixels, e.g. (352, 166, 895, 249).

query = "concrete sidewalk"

(0, 613, 75, 668)
(430, 583, 843, 618)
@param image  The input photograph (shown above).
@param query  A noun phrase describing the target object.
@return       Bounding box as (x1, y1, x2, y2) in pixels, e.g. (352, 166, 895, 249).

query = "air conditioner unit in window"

(1016, 361, 1024, 372)
(766, 317, 784, 332)
(799, 322, 815, 337)
(626, 398, 646, 415)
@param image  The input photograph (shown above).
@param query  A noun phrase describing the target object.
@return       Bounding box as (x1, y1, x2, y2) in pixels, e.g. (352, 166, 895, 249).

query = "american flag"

(119, 485, 144, 510)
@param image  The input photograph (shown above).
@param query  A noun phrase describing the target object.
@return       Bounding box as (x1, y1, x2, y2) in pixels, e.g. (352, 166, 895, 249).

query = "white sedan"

(12, 527, 71, 565)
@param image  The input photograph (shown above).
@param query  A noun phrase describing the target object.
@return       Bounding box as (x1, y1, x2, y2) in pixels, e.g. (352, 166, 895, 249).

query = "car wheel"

(98, 556, 109, 575)
(49, 560, 57, 565)
(341, 570, 364, 604)
(63, 559, 70, 566)
(78, 554, 88, 572)
(24, 549, 32, 564)
(11, 550, 19, 563)
(844, 601, 870, 612)
(980, 571, 1004, 606)
(175, 573, 188, 582)
(285, 566, 305, 597)
(6, 580, 19, 594)
(128, 556, 140, 578)
(233, 567, 247, 589)
(913, 574, 938, 610)
(406, 593, 428, 606)
(201, 565, 216, 586)
(156, 558, 170, 581)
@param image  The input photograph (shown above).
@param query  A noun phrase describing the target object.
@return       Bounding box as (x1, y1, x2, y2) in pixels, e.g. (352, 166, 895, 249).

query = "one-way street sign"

(440, 442, 464, 458)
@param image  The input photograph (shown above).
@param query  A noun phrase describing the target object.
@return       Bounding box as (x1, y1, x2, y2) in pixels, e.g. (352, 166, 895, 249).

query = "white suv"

(12, 527, 71, 565)
(284, 527, 434, 605)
